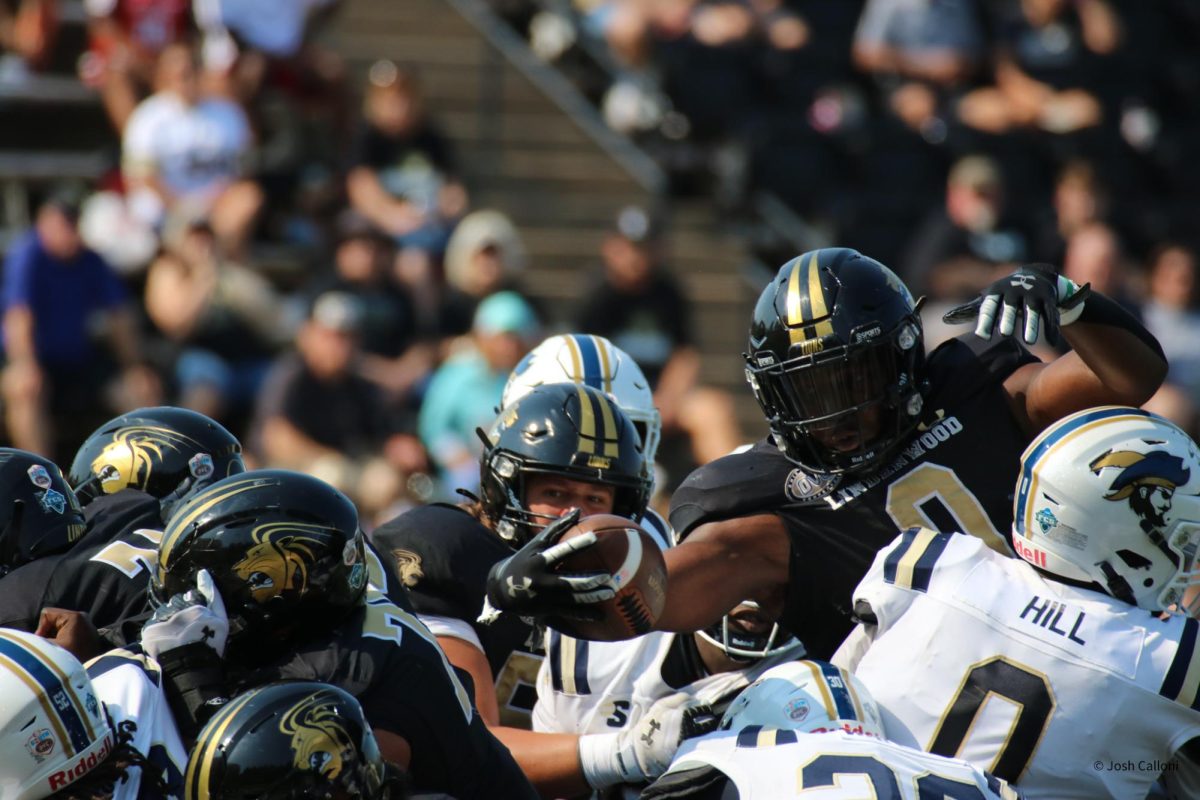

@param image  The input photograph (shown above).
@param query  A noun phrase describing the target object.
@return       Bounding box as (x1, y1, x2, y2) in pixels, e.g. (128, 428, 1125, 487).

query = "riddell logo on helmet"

(1014, 538, 1048, 568)
(47, 735, 113, 790)
(808, 722, 881, 739)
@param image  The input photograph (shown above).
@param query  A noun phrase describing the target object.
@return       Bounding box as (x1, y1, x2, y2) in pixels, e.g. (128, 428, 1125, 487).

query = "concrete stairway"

(329, 0, 767, 436)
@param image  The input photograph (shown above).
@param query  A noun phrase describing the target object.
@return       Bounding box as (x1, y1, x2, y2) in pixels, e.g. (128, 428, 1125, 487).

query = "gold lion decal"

(391, 549, 424, 588)
(91, 426, 200, 495)
(279, 692, 356, 779)
(233, 523, 332, 603)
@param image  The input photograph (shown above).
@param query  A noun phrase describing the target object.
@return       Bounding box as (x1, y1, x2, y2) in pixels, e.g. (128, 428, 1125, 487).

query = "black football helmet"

(186, 681, 403, 800)
(745, 248, 926, 475)
(0, 449, 86, 577)
(69, 406, 245, 505)
(152, 470, 368, 663)
(480, 383, 650, 545)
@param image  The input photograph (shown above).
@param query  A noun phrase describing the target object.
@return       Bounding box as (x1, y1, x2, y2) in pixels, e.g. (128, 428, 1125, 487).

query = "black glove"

(943, 263, 1090, 346)
(480, 509, 615, 623)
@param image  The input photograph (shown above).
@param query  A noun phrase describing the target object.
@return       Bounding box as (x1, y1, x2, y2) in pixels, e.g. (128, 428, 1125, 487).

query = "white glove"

(578, 691, 719, 789)
(140, 569, 229, 659)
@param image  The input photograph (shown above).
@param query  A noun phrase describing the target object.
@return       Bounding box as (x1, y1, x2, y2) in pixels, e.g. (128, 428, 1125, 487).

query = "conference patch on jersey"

(784, 468, 837, 502)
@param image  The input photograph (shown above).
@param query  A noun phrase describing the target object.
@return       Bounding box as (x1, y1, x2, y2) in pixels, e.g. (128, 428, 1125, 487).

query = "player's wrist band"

(579, 731, 636, 789)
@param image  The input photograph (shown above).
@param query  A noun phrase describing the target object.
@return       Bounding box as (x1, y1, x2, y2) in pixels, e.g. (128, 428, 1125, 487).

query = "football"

(547, 514, 668, 642)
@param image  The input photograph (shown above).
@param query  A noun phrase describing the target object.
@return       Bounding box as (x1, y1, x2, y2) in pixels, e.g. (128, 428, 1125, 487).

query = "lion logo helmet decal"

(91, 425, 204, 495)
(279, 691, 357, 779)
(233, 523, 335, 603)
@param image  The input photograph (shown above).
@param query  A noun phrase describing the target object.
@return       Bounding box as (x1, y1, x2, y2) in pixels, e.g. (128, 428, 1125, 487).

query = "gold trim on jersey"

(928, 655, 1056, 781)
(892, 527, 940, 590)
(1021, 412, 1148, 539)
(559, 635, 581, 695)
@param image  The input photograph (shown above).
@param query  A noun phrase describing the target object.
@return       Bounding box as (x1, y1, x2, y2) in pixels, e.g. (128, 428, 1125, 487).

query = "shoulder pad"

(924, 334, 1037, 408)
(670, 439, 833, 537)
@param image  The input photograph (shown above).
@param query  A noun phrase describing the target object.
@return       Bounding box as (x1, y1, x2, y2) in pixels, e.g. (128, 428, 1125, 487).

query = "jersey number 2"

(886, 464, 1011, 555)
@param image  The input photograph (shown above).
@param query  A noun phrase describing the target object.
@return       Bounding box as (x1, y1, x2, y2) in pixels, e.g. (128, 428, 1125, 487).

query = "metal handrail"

(443, 0, 667, 195)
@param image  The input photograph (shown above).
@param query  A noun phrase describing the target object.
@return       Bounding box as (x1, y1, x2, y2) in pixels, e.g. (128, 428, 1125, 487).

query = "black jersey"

(372, 503, 543, 728)
(233, 586, 537, 799)
(0, 489, 162, 630)
(669, 335, 1038, 659)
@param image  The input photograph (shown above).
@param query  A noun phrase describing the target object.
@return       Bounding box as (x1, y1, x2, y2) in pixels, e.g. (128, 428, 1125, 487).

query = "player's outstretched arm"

(943, 263, 1166, 434)
(655, 514, 790, 633)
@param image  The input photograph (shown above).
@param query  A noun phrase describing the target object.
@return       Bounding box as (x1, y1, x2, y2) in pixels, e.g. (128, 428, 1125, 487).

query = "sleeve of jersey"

(669, 441, 795, 538)
(924, 335, 1038, 407)
(853, 528, 977, 633)
(0, 556, 56, 630)
(370, 506, 498, 623)
(85, 652, 188, 799)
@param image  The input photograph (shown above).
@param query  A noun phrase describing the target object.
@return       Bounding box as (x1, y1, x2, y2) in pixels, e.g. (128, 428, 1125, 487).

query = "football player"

(642, 660, 1023, 800)
(486, 249, 1167, 659)
(185, 681, 405, 799)
(0, 448, 87, 578)
(841, 408, 1200, 798)
(0, 628, 186, 799)
(0, 407, 245, 632)
(143, 469, 537, 799)
(533, 595, 803, 797)
(373, 382, 714, 795)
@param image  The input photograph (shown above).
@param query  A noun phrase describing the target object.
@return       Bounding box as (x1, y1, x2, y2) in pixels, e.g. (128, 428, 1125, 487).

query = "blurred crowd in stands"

(0, 0, 740, 523)
(497, 0, 1200, 431)
(0, 0, 1198, 521)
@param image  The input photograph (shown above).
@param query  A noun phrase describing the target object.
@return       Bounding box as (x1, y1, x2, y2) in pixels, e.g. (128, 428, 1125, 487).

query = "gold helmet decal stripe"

(592, 335, 614, 395)
(187, 690, 260, 800)
(565, 335, 584, 383)
(805, 251, 835, 340)
(785, 256, 805, 346)
(158, 477, 274, 574)
(802, 659, 838, 721)
(596, 392, 621, 458)
(574, 385, 597, 454)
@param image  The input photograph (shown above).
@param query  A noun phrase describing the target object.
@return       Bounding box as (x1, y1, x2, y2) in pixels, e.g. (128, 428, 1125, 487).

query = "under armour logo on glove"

(140, 569, 229, 660)
(506, 576, 535, 599)
(943, 263, 1090, 346)
(640, 719, 662, 746)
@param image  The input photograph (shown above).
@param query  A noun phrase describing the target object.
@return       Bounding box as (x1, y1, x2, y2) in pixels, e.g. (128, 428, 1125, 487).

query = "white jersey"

(123, 92, 251, 199)
(85, 649, 188, 799)
(657, 729, 1022, 800)
(848, 529, 1200, 799)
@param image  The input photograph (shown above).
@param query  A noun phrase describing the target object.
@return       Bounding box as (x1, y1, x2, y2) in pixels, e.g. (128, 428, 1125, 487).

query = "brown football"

(547, 514, 668, 642)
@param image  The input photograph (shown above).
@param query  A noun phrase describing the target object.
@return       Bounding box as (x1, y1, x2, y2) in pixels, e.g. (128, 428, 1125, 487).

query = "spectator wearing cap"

(144, 214, 287, 421)
(439, 208, 529, 338)
(1, 189, 161, 459)
(418, 291, 539, 495)
(254, 291, 425, 516)
(576, 206, 740, 478)
(308, 211, 432, 417)
(346, 60, 468, 255)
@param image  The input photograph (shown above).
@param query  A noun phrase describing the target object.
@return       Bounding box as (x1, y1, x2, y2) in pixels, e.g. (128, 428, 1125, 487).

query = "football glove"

(140, 568, 229, 659)
(480, 508, 614, 624)
(943, 263, 1089, 346)
(578, 691, 720, 788)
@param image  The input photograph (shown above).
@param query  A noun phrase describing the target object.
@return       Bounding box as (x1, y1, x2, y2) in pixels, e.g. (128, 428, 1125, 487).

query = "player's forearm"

(492, 726, 590, 798)
(1058, 294, 1166, 405)
(655, 528, 781, 633)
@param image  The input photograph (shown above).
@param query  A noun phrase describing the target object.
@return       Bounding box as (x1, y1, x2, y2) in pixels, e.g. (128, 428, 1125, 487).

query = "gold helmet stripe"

(592, 335, 614, 395)
(0, 644, 76, 757)
(186, 689, 260, 800)
(158, 477, 273, 574)
(574, 385, 597, 454)
(0, 629, 99, 742)
(785, 257, 805, 346)
(565, 335, 584, 383)
(802, 659, 837, 720)
(595, 391, 621, 458)
(805, 251, 835, 340)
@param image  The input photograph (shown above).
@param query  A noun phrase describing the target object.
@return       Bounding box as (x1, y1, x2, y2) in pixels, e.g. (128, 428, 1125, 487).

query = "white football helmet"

(1013, 406, 1200, 614)
(0, 629, 114, 800)
(720, 660, 885, 738)
(502, 334, 662, 467)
